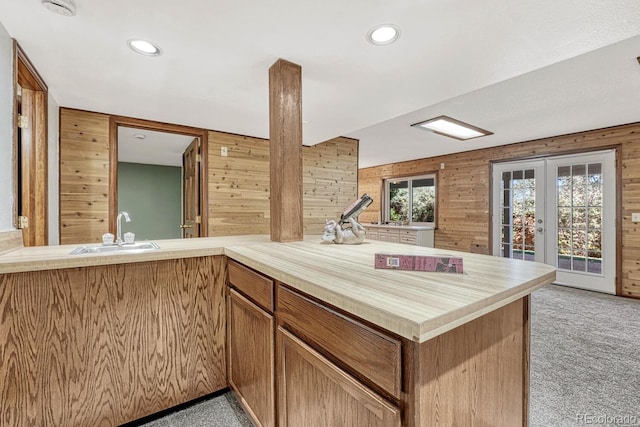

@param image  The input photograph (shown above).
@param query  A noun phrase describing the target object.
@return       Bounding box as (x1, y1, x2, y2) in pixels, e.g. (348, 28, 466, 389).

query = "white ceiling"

(2, 0, 640, 168)
(118, 126, 194, 167)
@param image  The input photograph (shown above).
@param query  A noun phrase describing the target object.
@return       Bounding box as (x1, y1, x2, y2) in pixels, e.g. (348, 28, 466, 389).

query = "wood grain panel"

(228, 289, 275, 427)
(208, 130, 271, 236)
(208, 131, 358, 237)
(414, 297, 527, 427)
(303, 137, 358, 235)
(59, 108, 110, 244)
(277, 327, 401, 427)
(360, 122, 640, 298)
(228, 259, 274, 312)
(278, 285, 401, 398)
(0, 256, 226, 426)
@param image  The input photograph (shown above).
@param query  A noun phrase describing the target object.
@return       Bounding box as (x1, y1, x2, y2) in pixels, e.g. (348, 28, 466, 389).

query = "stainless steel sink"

(70, 241, 160, 255)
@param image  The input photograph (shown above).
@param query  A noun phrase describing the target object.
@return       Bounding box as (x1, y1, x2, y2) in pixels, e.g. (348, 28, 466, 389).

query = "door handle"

(180, 224, 193, 229)
(537, 227, 543, 232)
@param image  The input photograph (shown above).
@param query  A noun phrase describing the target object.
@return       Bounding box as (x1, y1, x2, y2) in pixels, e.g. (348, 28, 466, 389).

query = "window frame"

(384, 173, 437, 227)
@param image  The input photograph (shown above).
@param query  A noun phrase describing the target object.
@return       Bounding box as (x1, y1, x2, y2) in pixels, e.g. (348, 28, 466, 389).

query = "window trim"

(384, 173, 437, 227)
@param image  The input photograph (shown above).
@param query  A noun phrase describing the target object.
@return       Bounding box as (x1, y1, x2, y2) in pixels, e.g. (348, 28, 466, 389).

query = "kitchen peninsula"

(0, 232, 555, 426)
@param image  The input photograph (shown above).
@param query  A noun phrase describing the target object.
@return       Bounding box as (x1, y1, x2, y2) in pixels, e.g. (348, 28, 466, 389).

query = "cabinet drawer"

(277, 286, 401, 398)
(400, 235, 416, 244)
(366, 230, 379, 240)
(228, 260, 274, 312)
(386, 234, 400, 243)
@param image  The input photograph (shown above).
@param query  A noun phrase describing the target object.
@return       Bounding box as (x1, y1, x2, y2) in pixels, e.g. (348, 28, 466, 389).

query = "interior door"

(181, 138, 200, 238)
(15, 44, 48, 247)
(492, 150, 616, 294)
(492, 160, 546, 263)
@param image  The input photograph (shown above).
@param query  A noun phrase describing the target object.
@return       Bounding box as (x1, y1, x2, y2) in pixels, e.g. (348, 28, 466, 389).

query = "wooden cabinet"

(228, 290, 275, 427)
(277, 285, 401, 426)
(0, 257, 227, 426)
(227, 260, 276, 427)
(277, 327, 401, 427)
(367, 226, 434, 247)
(227, 259, 530, 427)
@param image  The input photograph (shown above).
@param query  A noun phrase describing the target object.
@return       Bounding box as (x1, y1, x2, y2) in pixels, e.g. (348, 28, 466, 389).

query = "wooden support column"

(269, 59, 303, 242)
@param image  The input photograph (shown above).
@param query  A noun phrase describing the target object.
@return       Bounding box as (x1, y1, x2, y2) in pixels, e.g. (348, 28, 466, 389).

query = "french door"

(492, 150, 616, 294)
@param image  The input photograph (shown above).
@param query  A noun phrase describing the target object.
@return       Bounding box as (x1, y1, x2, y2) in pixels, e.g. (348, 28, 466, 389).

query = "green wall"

(117, 162, 182, 240)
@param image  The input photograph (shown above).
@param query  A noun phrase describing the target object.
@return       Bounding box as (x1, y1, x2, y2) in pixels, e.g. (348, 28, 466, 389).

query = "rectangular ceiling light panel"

(411, 115, 493, 140)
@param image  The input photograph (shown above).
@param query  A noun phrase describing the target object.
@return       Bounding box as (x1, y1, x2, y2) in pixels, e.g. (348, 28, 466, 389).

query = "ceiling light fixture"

(127, 39, 162, 57)
(41, 0, 76, 17)
(367, 24, 400, 46)
(411, 115, 493, 141)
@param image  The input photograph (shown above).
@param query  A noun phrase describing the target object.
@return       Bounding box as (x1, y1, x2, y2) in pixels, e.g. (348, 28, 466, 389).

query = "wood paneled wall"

(208, 132, 358, 237)
(0, 256, 227, 426)
(208, 131, 271, 236)
(60, 109, 358, 243)
(358, 123, 640, 298)
(303, 137, 358, 234)
(59, 109, 110, 244)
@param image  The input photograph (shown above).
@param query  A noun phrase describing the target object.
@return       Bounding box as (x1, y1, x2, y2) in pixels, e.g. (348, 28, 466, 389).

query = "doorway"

(109, 116, 208, 239)
(492, 150, 616, 294)
(13, 42, 48, 246)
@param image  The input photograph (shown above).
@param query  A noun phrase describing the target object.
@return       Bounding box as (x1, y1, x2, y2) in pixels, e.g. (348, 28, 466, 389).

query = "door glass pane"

(502, 168, 536, 261)
(555, 162, 603, 275)
(411, 178, 435, 222)
(389, 180, 408, 221)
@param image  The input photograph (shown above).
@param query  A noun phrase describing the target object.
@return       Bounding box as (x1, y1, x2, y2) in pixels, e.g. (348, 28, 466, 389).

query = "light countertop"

(0, 235, 271, 274)
(0, 234, 555, 343)
(226, 239, 555, 342)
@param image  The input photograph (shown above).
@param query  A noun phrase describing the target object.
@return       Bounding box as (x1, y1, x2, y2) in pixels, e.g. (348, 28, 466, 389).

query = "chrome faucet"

(116, 211, 131, 244)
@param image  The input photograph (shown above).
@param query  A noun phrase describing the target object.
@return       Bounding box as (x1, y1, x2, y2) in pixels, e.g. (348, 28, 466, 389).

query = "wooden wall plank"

(208, 132, 358, 237)
(59, 109, 110, 244)
(359, 122, 640, 298)
(208, 131, 271, 236)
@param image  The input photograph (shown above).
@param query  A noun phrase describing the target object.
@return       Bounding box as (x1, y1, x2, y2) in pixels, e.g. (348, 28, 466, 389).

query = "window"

(384, 174, 436, 226)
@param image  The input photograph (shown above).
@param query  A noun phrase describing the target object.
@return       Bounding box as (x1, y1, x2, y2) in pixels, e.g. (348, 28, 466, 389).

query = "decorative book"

(374, 253, 464, 273)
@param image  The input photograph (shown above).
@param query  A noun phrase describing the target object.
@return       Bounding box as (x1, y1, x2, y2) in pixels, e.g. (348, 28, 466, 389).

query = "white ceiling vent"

(42, 0, 77, 17)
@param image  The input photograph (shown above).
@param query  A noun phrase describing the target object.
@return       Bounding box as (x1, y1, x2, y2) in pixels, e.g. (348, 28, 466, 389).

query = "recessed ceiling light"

(411, 116, 493, 141)
(127, 39, 162, 57)
(367, 24, 400, 46)
(133, 134, 146, 140)
(41, 0, 76, 17)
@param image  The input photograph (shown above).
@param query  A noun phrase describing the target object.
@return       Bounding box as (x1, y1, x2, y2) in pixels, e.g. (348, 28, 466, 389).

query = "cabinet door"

(277, 327, 401, 427)
(228, 289, 275, 427)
